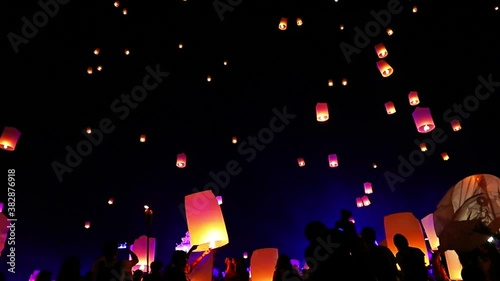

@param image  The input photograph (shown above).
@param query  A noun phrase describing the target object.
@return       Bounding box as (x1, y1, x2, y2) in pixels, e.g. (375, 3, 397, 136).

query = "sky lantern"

(356, 198, 363, 208)
(412, 6, 418, 13)
(328, 154, 338, 167)
(108, 198, 114, 205)
(279, 17, 287, 30)
(243, 252, 248, 259)
(341, 78, 348, 86)
(178, 43, 183, 49)
(93, 48, 100, 55)
(124, 49, 130, 55)
(328, 79, 334, 87)
(385, 101, 396, 115)
(84, 221, 91, 229)
(176, 153, 187, 168)
(97, 65, 103, 71)
(140, 134, 146, 142)
(441, 152, 449, 161)
(87, 66, 93, 74)
(0, 127, 21, 151)
(316, 103, 329, 122)
(444, 251, 463, 280)
(297, 157, 305, 167)
(216, 196, 223, 205)
(232, 136, 237, 144)
(185, 190, 229, 251)
(450, 120, 462, 131)
(420, 143, 427, 152)
(412, 107, 435, 133)
(296, 18, 303, 26)
(361, 196, 371, 206)
(339, 24, 344, 30)
(374, 43, 388, 58)
(131, 235, 156, 271)
(386, 28, 393, 36)
(85, 127, 92, 134)
(223, 60, 228, 66)
(122, 8, 127, 15)
(114, 1, 119, 7)
(377, 60, 393, 77)
(372, 163, 377, 168)
(250, 248, 279, 281)
(408, 91, 420, 105)
(207, 75, 212, 82)
(364, 182, 373, 194)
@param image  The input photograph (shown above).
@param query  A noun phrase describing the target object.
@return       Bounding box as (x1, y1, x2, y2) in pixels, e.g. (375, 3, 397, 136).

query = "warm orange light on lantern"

(207, 75, 212, 82)
(361, 196, 371, 206)
(451, 120, 461, 131)
(377, 60, 393, 77)
(444, 251, 463, 280)
(176, 153, 187, 168)
(132, 235, 156, 270)
(420, 213, 440, 251)
(408, 91, 420, 105)
(84, 221, 91, 229)
(140, 134, 146, 142)
(87, 66, 93, 74)
(223, 60, 228, 66)
(108, 198, 114, 205)
(420, 143, 427, 152)
(97, 65, 103, 71)
(232, 137, 237, 144)
(122, 8, 127, 15)
(0, 127, 21, 151)
(114, 1, 119, 7)
(328, 154, 338, 167)
(372, 163, 377, 168)
(441, 152, 449, 161)
(296, 18, 303, 26)
(124, 49, 130, 55)
(339, 24, 344, 30)
(297, 157, 305, 167)
(178, 43, 183, 49)
(341, 78, 348, 86)
(328, 79, 334, 87)
(85, 127, 92, 134)
(250, 248, 279, 281)
(93, 48, 100, 55)
(412, 107, 435, 133)
(374, 43, 388, 58)
(185, 190, 229, 251)
(364, 182, 373, 194)
(412, 6, 418, 13)
(356, 198, 363, 208)
(385, 101, 396, 115)
(316, 103, 329, 122)
(386, 28, 394, 36)
(279, 17, 287, 30)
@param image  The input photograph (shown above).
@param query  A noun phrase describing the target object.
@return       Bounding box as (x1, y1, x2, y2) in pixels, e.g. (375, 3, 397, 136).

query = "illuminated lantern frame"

(385, 101, 396, 115)
(356, 198, 363, 208)
(361, 196, 371, 206)
(364, 182, 373, 194)
(412, 107, 435, 133)
(297, 157, 305, 167)
(408, 91, 420, 106)
(450, 120, 461, 131)
(377, 60, 393, 77)
(328, 154, 338, 167)
(177, 153, 187, 168)
(250, 248, 279, 281)
(279, 17, 287, 30)
(316, 103, 329, 122)
(374, 43, 388, 58)
(0, 127, 21, 151)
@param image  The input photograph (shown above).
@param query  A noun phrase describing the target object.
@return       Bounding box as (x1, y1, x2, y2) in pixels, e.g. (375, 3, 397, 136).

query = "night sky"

(3, 0, 500, 280)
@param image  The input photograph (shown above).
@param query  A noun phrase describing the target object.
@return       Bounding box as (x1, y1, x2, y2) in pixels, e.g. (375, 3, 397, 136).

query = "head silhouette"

(360, 227, 377, 244)
(171, 250, 188, 268)
(102, 241, 118, 259)
(276, 254, 293, 270)
(57, 256, 81, 281)
(393, 233, 409, 250)
(150, 261, 163, 273)
(305, 221, 327, 242)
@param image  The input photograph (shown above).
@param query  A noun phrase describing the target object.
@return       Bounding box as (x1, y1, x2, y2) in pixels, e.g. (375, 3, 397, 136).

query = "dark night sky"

(2, 0, 500, 280)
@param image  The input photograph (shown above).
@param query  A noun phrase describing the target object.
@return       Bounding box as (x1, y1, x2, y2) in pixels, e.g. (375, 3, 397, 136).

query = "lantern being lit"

(374, 43, 388, 58)
(385, 101, 396, 115)
(362, 196, 371, 206)
(297, 157, 305, 167)
(316, 103, 329, 122)
(279, 17, 287, 30)
(328, 154, 338, 167)
(364, 182, 373, 194)
(176, 153, 187, 168)
(0, 127, 21, 151)
(451, 120, 462, 131)
(377, 60, 393, 77)
(185, 190, 229, 251)
(356, 198, 363, 208)
(412, 107, 435, 133)
(408, 91, 420, 105)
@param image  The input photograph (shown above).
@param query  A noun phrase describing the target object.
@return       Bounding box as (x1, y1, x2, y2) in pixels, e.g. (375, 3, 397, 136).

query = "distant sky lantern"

(232, 136, 237, 144)
(124, 49, 130, 55)
(108, 198, 114, 205)
(250, 248, 279, 281)
(87, 66, 93, 74)
(441, 152, 449, 161)
(412, 6, 418, 13)
(328, 154, 338, 167)
(315, 103, 329, 122)
(374, 43, 388, 58)
(450, 120, 462, 131)
(339, 24, 344, 30)
(93, 48, 100, 55)
(185, 190, 229, 251)
(176, 153, 187, 168)
(243, 252, 248, 259)
(122, 8, 127, 15)
(364, 182, 373, 194)
(495, 6, 499, 11)
(207, 75, 212, 82)
(223, 60, 228, 66)
(179, 43, 183, 49)
(420, 143, 427, 152)
(85, 127, 92, 134)
(377, 60, 393, 77)
(385, 101, 396, 115)
(279, 17, 287, 30)
(297, 157, 305, 167)
(296, 18, 303, 26)
(362, 196, 371, 206)
(0, 127, 21, 151)
(372, 163, 377, 168)
(216, 196, 223, 205)
(114, 1, 119, 7)
(328, 79, 333, 87)
(341, 78, 348, 86)
(97, 65, 103, 71)
(356, 198, 363, 208)
(140, 134, 146, 142)
(408, 91, 420, 105)
(386, 28, 394, 36)
(412, 107, 435, 133)
(84, 221, 91, 229)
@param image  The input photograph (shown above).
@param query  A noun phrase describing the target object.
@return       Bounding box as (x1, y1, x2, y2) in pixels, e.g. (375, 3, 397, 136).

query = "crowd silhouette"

(26, 209, 500, 281)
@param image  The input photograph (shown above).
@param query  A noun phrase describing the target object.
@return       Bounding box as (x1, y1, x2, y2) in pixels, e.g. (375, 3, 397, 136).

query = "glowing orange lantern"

(108, 198, 114, 205)
(93, 48, 100, 55)
(372, 163, 377, 168)
(374, 43, 388, 58)
(131, 235, 156, 271)
(408, 91, 420, 105)
(341, 78, 348, 86)
(140, 134, 146, 142)
(232, 136, 237, 144)
(412, 6, 418, 13)
(441, 152, 449, 161)
(361, 196, 370, 206)
(339, 24, 344, 30)
(124, 49, 130, 55)
(114, 1, 119, 7)
(420, 213, 439, 251)
(178, 43, 183, 49)
(297, 157, 305, 167)
(85, 127, 92, 134)
(97, 65, 103, 71)
(176, 153, 187, 168)
(420, 143, 427, 152)
(450, 120, 461, 131)
(412, 107, 435, 133)
(385, 101, 396, 115)
(386, 28, 393, 36)
(250, 248, 279, 281)
(328, 154, 338, 167)
(185, 190, 229, 251)
(316, 103, 329, 122)
(0, 127, 21, 151)
(356, 198, 363, 208)
(377, 60, 393, 77)
(216, 196, 223, 205)
(444, 251, 463, 280)
(364, 182, 373, 194)
(207, 75, 212, 82)
(279, 17, 287, 30)
(87, 66, 93, 74)
(84, 221, 91, 229)
(296, 18, 303, 26)
(328, 79, 334, 87)
(122, 8, 127, 15)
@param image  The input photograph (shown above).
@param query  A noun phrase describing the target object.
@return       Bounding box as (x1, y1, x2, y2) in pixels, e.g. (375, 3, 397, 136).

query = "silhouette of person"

(393, 234, 427, 281)
(360, 227, 398, 281)
(56, 256, 83, 281)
